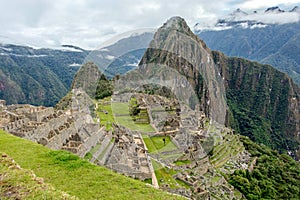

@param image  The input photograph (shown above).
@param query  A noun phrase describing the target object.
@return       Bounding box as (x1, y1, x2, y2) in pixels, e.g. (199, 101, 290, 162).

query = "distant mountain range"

(1, 5, 300, 106)
(196, 6, 300, 85)
(194, 6, 300, 31)
(0, 32, 153, 106)
(0, 44, 89, 106)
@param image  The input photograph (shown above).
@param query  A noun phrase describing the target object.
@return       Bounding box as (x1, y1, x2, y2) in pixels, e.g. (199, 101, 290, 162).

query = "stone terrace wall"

(0, 102, 103, 159)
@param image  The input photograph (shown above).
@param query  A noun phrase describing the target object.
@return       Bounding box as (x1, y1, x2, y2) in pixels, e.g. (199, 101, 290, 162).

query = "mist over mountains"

(1, 6, 300, 107)
(194, 6, 300, 31)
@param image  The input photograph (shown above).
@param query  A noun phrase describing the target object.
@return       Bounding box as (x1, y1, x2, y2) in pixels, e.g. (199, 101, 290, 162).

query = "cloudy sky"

(0, 0, 299, 49)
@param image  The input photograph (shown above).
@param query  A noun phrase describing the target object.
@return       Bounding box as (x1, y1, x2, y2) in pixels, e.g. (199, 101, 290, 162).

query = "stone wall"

(104, 124, 152, 180)
(25, 107, 54, 122)
(0, 102, 103, 159)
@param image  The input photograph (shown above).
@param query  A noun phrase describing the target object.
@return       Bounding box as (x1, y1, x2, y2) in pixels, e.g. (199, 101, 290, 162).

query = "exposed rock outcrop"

(139, 16, 228, 126)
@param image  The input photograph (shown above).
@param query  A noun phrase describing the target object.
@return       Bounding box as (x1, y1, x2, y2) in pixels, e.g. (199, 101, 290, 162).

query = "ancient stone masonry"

(0, 97, 104, 159)
(1, 86, 251, 200)
(104, 124, 152, 180)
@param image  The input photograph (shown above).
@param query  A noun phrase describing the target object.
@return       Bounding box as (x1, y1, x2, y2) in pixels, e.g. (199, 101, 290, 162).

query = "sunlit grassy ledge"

(0, 130, 184, 200)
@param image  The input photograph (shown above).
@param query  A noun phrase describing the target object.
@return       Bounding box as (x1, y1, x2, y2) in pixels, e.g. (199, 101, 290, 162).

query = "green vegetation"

(129, 97, 140, 116)
(71, 62, 112, 101)
(96, 97, 115, 130)
(0, 54, 71, 106)
(0, 44, 87, 106)
(55, 91, 73, 110)
(0, 130, 184, 200)
(112, 102, 155, 132)
(84, 143, 102, 160)
(129, 97, 150, 124)
(0, 153, 77, 200)
(227, 136, 300, 200)
(138, 84, 175, 99)
(210, 134, 244, 168)
(142, 135, 178, 153)
(96, 97, 154, 132)
(212, 52, 300, 154)
(199, 23, 300, 85)
(95, 74, 113, 100)
(152, 159, 187, 188)
(173, 160, 191, 166)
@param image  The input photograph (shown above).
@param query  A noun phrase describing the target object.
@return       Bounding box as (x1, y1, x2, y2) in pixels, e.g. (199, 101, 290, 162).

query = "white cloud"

(225, 8, 300, 25)
(0, 0, 299, 49)
(237, 0, 300, 10)
(247, 12, 300, 24)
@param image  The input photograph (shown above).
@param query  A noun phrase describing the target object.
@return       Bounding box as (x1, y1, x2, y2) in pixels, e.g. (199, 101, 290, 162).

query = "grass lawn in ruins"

(151, 159, 188, 189)
(0, 130, 184, 200)
(96, 97, 115, 130)
(173, 160, 192, 166)
(112, 102, 155, 132)
(143, 135, 178, 153)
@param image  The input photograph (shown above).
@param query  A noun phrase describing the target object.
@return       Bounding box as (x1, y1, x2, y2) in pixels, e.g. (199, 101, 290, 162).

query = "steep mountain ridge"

(140, 16, 300, 157)
(212, 51, 300, 155)
(139, 17, 227, 125)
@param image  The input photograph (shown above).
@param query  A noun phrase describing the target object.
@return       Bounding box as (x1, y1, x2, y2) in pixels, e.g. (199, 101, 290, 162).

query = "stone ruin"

(0, 89, 252, 199)
(0, 98, 105, 158)
(82, 122, 154, 181)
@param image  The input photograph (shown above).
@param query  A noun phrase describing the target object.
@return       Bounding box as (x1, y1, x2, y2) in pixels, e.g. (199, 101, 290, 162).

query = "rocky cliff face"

(198, 22, 300, 85)
(139, 17, 228, 125)
(212, 51, 300, 155)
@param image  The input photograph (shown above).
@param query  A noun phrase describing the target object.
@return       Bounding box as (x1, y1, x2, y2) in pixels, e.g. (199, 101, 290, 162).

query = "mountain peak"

(290, 6, 300, 13)
(161, 16, 191, 34)
(140, 17, 227, 125)
(164, 16, 186, 26)
(265, 6, 285, 13)
(231, 8, 248, 16)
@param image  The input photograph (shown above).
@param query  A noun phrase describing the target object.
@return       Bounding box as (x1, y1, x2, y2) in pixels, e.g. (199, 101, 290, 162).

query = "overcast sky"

(0, 0, 299, 49)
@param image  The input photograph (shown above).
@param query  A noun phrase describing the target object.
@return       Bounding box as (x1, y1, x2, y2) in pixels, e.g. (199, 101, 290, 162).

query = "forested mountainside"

(0, 44, 88, 106)
(212, 51, 300, 156)
(198, 22, 300, 85)
(0, 32, 152, 106)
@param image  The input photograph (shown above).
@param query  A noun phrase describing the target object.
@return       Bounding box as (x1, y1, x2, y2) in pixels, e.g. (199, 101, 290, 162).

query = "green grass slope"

(0, 152, 78, 200)
(0, 130, 183, 200)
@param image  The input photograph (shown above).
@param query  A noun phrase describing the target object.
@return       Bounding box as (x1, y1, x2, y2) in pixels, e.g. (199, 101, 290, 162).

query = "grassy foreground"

(0, 130, 183, 200)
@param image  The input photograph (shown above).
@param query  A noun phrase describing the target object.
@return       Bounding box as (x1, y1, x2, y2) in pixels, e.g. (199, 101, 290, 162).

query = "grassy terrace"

(152, 159, 189, 189)
(96, 97, 115, 130)
(142, 135, 178, 153)
(173, 160, 192, 166)
(96, 97, 155, 132)
(0, 130, 184, 200)
(112, 102, 155, 132)
(210, 134, 244, 168)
